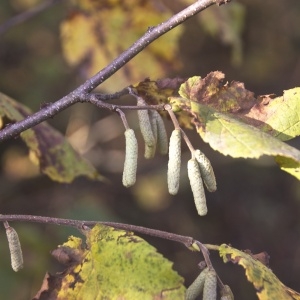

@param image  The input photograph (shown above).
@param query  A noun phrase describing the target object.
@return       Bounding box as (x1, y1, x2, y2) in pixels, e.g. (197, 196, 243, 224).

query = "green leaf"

(219, 244, 300, 300)
(170, 73, 300, 179)
(0, 92, 103, 183)
(37, 224, 185, 299)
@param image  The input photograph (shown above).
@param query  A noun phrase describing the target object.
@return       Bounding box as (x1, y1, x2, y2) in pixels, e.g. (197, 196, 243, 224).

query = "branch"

(0, 214, 195, 248)
(0, 0, 224, 142)
(0, 0, 62, 36)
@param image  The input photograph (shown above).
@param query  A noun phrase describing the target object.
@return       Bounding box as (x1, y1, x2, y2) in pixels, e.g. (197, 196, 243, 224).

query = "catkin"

(187, 158, 207, 216)
(203, 269, 217, 300)
(185, 268, 209, 300)
(194, 149, 217, 192)
(122, 129, 138, 187)
(168, 129, 181, 195)
(137, 98, 156, 159)
(154, 111, 168, 155)
(149, 110, 168, 155)
(220, 285, 234, 300)
(6, 226, 23, 272)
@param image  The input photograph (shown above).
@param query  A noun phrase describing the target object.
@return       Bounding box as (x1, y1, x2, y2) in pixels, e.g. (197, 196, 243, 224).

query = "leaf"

(60, 0, 183, 91)
(34, 224, 185, 299)
(219, 244, 300, 300)
(0, 92, 103, 183)
(169, 73, 300, 179)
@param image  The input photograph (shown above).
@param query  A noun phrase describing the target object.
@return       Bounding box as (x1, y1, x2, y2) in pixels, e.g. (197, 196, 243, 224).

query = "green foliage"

(219, 244, 300, 300)
(0, 92, 103, 183)
(38, 224, 185, 299)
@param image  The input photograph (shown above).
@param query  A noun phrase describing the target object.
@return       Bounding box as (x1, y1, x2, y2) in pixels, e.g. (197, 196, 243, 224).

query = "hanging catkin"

(203, 269, 217, 300)
(167, 129, 181, 195)
(137, 98, 156, 159)
(5, 225, 23, 272)
(220, 285, 234, 300)
(154, 111, 168, 155)
(194, 149, 217, 192)
(186, 268, 209, 300)
(122, 129, 138, 187)
(187, 158, 207, 216)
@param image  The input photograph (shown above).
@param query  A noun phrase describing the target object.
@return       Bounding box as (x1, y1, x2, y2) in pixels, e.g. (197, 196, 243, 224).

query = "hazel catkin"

(137, 98, 156, 159)
(194, 149, 217, 192)
(5, 226, 23, 272)
(203, 269, 217, 300)
(187, 158, 207, 216)
(122, 129, 138, 187)
(167, 129, 181, 195)
(186, 268, 209, 300)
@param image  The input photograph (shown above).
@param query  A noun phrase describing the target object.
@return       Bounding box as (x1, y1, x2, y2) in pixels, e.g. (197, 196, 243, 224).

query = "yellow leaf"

(60, 0, 183, 91)
(219, 244, 300, 300)
(38, 224, 185, 299)
(0, 92, 103, 183)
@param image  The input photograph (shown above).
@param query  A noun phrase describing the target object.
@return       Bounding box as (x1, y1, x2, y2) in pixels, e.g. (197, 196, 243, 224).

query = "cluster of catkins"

(186, 267, 234, 300)
(122, 96, 217, 216)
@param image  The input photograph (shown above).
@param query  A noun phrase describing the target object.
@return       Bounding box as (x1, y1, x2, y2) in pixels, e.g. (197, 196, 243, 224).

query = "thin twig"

(0, 0, 220, 142)
(0, 214, 195, 248)
(0, 0, 62, 36)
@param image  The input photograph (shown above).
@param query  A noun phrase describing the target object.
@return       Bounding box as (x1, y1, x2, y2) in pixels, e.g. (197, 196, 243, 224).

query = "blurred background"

(0, 0, 300, 299)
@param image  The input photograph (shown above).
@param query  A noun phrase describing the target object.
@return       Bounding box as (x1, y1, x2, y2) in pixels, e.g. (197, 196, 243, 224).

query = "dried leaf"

(219, 244, 300, 300)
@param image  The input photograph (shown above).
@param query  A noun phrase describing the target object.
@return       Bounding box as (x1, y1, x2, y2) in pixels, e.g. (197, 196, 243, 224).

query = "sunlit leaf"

(168, 73, 300, 179)
(60, 0, 183, 91)
(0, 92, 103, 183)
(219, 244, 300, 300)
(35, 224, 185, 299)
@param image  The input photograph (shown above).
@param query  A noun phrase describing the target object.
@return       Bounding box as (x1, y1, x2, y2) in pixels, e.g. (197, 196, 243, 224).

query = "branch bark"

(0, 0, 223, 142)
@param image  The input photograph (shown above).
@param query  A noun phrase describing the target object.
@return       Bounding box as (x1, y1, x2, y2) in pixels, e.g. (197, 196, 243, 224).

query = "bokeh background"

(0, 0, 300, 299)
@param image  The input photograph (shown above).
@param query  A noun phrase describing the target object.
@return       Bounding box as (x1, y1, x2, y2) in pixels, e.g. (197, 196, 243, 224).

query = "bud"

(203, 269, 217, 300)
(6, 226, 23, 272)
(168, 129, 181, 195)
(122, 129, 138, 187)
(137, 98, 156, 159)
(187, 158, 207, 216)
(194, 149, 217, 192)
(186, 268, 209, 300)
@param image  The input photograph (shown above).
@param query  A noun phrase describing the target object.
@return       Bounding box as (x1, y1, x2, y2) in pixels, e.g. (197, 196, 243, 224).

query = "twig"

(0, 0, 62, 36)
(0, 214, 194, 248)
(0, 0, 221, 142)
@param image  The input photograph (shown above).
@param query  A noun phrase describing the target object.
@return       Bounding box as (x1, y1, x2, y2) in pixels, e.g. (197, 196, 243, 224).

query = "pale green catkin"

(137, 98, 156, 159)
(187, 158, 207, 216)
(168, 129, 181, 195)
(203, 269, 217, 300)
(220, 285, 234, 300)
(149, 110, 168, 155)
(6, 226, 23, 272)
(194, 149, 217, 192)
(154, 111, 168, 155)
(186, 268, 209, 300)
(122, 129, 138, 187)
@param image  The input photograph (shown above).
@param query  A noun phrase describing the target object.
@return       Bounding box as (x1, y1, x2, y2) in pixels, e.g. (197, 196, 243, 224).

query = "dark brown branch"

(0, 0, 222, 142)
(0, 214, 195, 248)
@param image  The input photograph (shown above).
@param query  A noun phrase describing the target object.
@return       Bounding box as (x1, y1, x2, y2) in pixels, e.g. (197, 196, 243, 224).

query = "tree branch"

(0, 214, 195, 248)
(0, 0, 223, 142)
